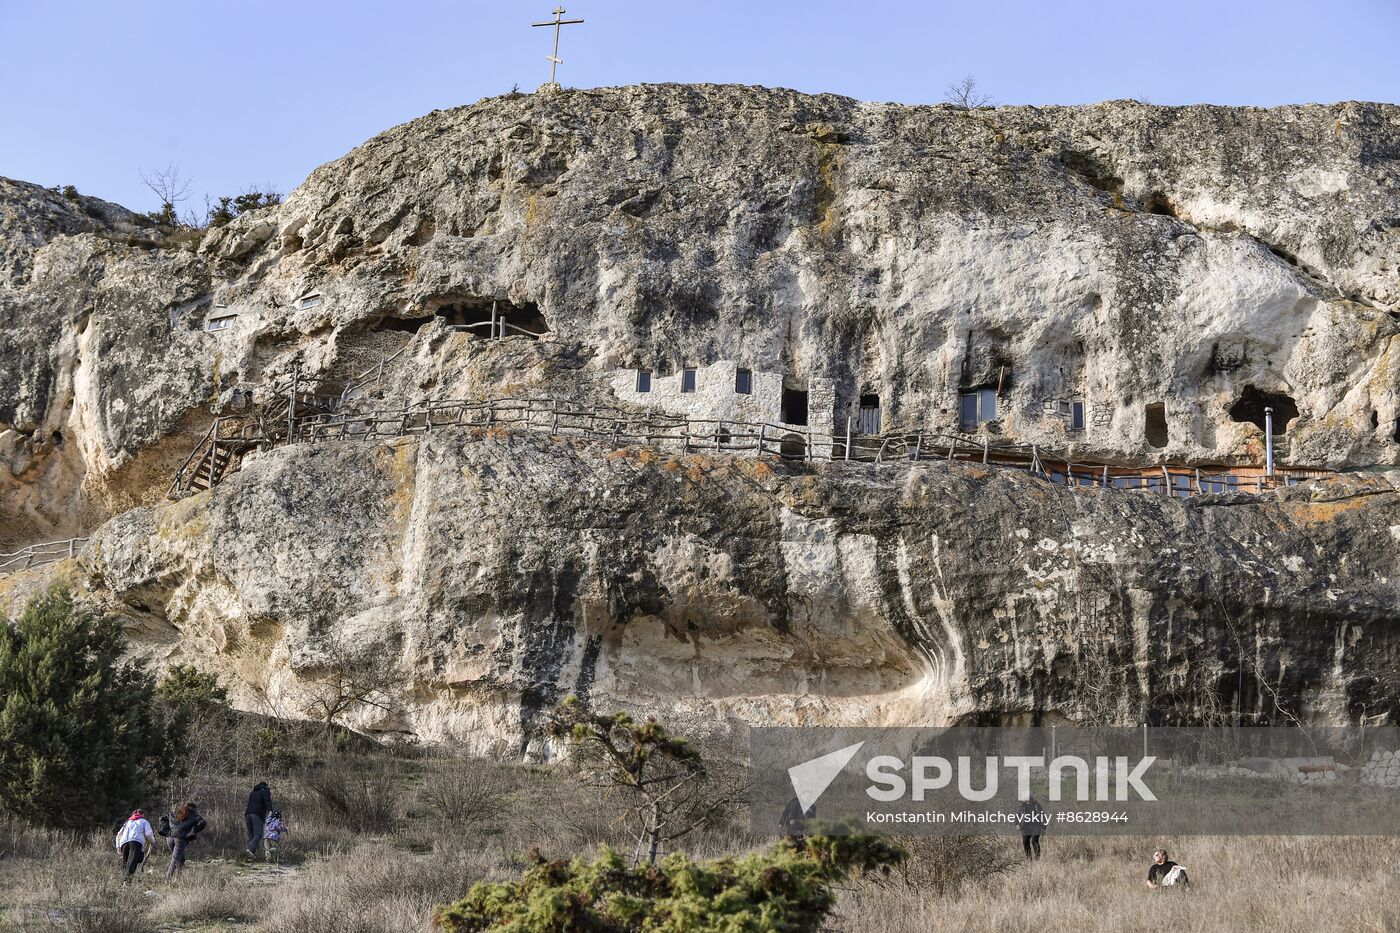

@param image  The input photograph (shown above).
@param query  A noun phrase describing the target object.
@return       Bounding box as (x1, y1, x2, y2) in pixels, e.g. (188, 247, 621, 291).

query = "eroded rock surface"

(3, 85, 1400, 743)
(72, 434, 1400, 748)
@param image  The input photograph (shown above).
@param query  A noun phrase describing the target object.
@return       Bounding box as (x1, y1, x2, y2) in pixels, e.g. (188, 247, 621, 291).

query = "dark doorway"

(780, 433, 807, 460)
(1228, 385, 1299, 435)
(1145, 402, 1169, 448)
(858, 393, 880, 434)
(782, 385, 809, 426)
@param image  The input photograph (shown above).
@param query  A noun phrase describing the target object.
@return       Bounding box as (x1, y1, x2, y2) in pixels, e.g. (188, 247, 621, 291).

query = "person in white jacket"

(115, 809, 155, 881)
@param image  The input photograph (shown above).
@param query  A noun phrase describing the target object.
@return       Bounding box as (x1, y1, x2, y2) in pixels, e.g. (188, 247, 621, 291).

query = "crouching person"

(1146, 848, 1190, 889)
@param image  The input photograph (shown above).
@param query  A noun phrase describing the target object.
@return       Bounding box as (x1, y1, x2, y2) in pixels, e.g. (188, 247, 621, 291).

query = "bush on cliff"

(434, 833, 905, 933)
(0, 584, 177, 828)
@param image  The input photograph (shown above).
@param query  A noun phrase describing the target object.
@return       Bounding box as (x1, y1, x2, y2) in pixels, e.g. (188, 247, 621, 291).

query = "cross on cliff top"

(531, 6, 584, 90)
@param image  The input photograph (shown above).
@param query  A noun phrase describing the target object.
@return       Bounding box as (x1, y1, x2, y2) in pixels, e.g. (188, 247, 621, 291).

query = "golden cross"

(531, 6, 585, 87)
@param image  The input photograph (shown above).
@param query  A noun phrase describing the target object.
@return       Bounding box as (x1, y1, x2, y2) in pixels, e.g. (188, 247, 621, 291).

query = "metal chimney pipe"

(1264, 406, 1275, 476)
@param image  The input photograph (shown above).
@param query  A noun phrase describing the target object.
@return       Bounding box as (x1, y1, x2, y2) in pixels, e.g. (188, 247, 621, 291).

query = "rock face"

(2, 85, 1400, 744)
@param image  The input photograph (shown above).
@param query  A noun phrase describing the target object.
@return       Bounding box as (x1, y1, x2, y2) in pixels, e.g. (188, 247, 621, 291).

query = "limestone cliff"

(2, 85, 1399, 745)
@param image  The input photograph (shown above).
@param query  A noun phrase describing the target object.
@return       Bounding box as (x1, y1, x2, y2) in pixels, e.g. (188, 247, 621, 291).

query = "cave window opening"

(636, 369, 652, 393)
(205, 313, 237, 333)
(1227, 385, 1299, 435)
(959, 388, 997, 430)
(1070, 399, 1086, 432)
(735, 368, 752, 395)
(436, 298, 548, 340)
(681, 368, 697, 393)
(376, 313, 435, 335)
(297, 292, 323, 310)
(716, 426, 732, 448)
(1145, 402, 1169, 448)
(782, 384, 809, 426)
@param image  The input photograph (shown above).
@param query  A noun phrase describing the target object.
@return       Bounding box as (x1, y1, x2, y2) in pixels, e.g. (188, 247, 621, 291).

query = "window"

(735, 368, 752, 394)
(205, 315, 237, 333)
(297, 293, 323, 310)
(1070, 400, 1085, 432)
(636, 370, 652, 393)
(960, 389, 998, 430)
(979, 388, 997, 421)
(681, 368, 697, 393)
(1145, 402, 1168, 448)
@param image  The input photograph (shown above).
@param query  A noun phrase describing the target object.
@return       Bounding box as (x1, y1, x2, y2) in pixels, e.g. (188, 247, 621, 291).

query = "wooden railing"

(0, 537, 89, 578)
(290, 396, 1331, 497)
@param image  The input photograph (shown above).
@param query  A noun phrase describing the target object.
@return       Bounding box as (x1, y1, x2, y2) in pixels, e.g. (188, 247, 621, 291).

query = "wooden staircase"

(168, 417, 267, 498)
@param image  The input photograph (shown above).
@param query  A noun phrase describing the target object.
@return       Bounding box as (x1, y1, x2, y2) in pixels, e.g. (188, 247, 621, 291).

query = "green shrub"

(207, 190, 282, 227)
(157, 664, 228, 709)
(0, 585, 177, 828)
(433, 833, 905, 932)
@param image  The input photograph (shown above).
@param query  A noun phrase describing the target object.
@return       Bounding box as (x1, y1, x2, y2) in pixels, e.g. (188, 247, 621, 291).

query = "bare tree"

(548, 696, 747, 866)
(139, 162, 192, 226)
(297, 639, 402, 736)
(943, 75, 994, 110)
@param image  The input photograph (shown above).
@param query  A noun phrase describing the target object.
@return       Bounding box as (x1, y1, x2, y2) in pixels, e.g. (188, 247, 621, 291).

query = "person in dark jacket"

(165, 802, 206, 880)
(1146, 848, 1190, 888)
(244, 782, 273, 857)
(778, 796, 815, 837)
(1016, 794, 1047, 859)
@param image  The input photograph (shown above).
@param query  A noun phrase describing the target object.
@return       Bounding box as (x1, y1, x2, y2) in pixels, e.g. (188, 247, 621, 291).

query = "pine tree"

(0, 585, 176, 828)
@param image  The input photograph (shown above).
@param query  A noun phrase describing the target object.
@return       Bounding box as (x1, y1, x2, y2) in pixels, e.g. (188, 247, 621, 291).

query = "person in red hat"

(114, 808, 155, 881)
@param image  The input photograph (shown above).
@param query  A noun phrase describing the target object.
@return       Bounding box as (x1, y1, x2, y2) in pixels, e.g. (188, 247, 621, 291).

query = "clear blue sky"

(2, 1, 1397, 214)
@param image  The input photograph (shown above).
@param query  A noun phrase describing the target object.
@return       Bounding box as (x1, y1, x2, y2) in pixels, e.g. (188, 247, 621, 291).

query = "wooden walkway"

(288, 396, 1330, 497)
(4, 397, 1337, 578)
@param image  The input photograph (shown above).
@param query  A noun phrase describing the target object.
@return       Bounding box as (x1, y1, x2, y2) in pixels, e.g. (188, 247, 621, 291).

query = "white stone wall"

(610, 361, 835, 446)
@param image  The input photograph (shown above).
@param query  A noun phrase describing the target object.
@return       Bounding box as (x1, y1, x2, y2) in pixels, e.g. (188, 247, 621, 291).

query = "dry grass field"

(2, 744, 1396, 933)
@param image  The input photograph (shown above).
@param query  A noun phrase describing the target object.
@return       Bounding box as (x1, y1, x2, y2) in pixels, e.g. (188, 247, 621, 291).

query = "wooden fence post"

(287, 367, 299, 443)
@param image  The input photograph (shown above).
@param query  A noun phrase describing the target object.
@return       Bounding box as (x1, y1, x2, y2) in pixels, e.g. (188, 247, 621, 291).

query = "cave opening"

(1145, 402, 1169, 448)
(437, 297, 548, 339)
(1228, 385, 1299, 435)
(779, 432, 807, 460)
(373, 298, 548, 339)
(376, 313, 433, 334)
(1143, 192, 1179, 219)
(782, 384, 809, 426)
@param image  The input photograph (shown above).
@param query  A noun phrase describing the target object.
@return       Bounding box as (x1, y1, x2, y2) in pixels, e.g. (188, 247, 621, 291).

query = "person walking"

(165, 802, 206, 880)
(114, 809, 155, 881)
(244, 781, 273, 858)
(1017, 794, 1047, 860)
